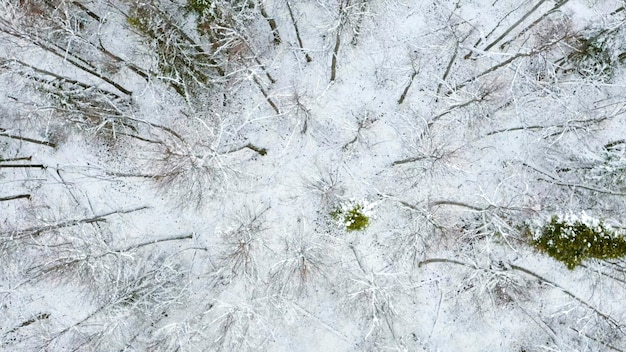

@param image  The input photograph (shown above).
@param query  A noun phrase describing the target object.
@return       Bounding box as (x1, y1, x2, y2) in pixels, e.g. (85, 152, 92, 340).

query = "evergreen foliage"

(532, 216, 626, 269)
(331, 203, 370, 232)
(186, 0, 213, 15)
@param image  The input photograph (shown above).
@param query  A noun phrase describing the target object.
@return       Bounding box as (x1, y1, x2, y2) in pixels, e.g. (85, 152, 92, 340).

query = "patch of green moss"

(533, 216, 626, 269)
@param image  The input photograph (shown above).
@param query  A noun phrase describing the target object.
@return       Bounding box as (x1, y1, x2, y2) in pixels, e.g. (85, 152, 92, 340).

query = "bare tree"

(210, 207, 269, 286)
(268, 220, 331, 297)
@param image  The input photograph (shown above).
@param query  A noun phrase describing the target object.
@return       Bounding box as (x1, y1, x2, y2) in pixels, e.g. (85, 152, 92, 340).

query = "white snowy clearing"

(2, 0, 626, 351)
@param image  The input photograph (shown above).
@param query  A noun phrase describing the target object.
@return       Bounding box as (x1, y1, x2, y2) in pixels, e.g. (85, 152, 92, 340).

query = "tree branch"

(252, 74, 280, 114)
(286, 1, 312, 62)
(3, 206, 150, 239)
(258, 0, 281, 45)
(0, 194, 31, 202)
(419, 258, 624, 331)
(0, 127, 56, 148)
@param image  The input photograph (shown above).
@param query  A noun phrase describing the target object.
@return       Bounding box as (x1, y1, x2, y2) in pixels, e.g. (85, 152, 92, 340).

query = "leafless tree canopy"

(2, 0, 626, 351)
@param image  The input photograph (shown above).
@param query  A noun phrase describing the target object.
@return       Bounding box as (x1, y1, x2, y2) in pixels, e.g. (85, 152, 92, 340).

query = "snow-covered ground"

(2, 0, 626, 351)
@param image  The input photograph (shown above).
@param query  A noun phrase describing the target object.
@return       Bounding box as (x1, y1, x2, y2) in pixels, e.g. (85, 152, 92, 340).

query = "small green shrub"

(331, 202, 371, 232)
(127, 14, 152, 34)
(532, 215, 626, 269)
(186, 0, 213, 16)
(127, 16, 143, 29)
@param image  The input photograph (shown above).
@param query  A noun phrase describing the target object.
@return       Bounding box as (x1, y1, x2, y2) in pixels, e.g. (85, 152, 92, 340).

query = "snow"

(2, 0, 626, 351)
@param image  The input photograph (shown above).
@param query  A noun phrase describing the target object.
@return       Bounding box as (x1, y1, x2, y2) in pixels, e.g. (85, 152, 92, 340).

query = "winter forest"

(1, 0, 626, 351)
